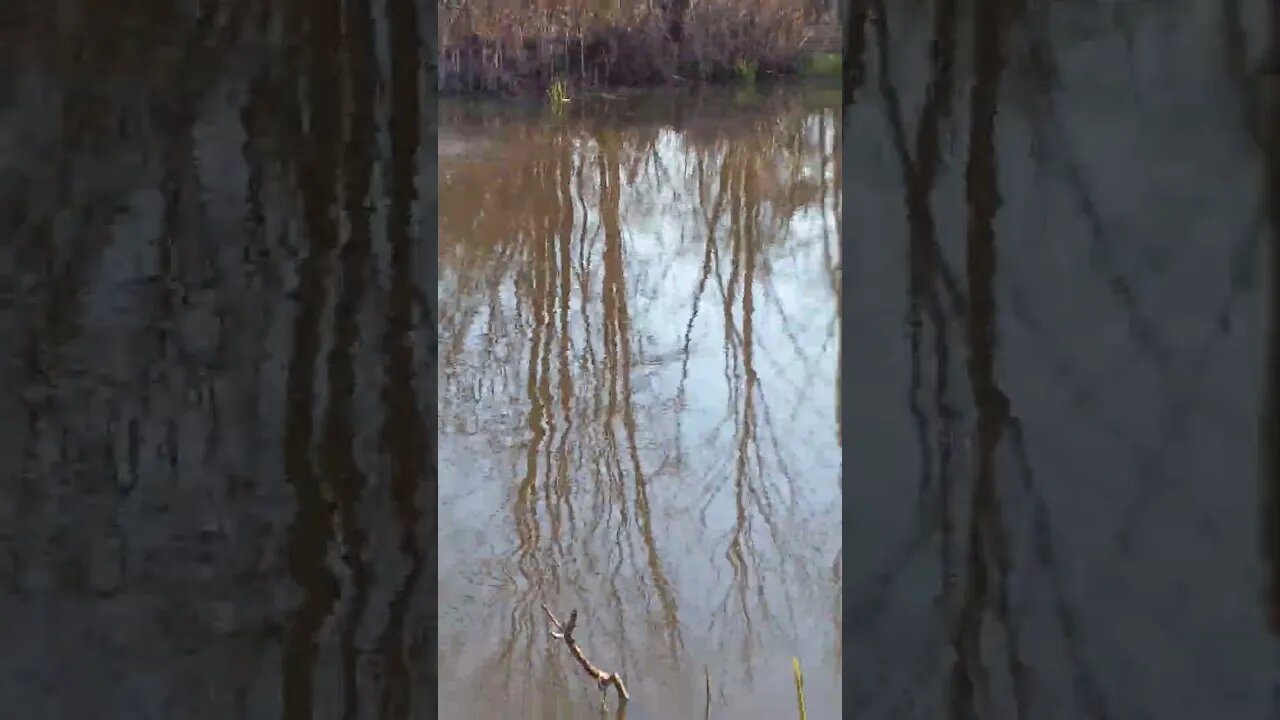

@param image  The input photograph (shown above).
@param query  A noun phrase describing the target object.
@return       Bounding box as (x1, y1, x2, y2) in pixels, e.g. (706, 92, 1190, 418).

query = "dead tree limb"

(541, 603, 630, 704)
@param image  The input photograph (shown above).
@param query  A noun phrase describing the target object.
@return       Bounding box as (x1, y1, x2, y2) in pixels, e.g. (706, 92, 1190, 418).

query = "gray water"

(0, 1, 434, 718)
(844, 1, 1280, 718)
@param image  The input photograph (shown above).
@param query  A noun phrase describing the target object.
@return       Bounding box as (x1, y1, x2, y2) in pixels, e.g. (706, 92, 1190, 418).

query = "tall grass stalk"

(792, 657, 807, 720)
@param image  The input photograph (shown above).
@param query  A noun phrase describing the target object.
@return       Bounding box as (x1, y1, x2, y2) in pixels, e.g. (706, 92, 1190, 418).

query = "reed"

(438, 0, 837, 96)
(696, 659, 810, 719)
(792, 657, 807, 720)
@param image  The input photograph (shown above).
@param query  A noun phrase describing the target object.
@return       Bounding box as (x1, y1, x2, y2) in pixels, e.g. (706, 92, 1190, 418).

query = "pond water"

(438, 83, 843, 719)
(844, 1, 1280, 719)
(6, 0, 1280, 718)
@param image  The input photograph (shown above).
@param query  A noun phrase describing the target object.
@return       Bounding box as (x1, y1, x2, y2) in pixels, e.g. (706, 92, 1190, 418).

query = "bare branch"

(542, 603, 631, 703)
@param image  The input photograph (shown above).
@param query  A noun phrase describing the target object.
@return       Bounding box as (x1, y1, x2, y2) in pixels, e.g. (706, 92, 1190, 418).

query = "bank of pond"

(437, 0, 839, 97)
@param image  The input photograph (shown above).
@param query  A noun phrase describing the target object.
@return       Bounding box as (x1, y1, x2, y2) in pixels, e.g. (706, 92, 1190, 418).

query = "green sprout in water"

(792, 657, 807, 720)
(734, 59, 758, 84)
(547, 78, 571, 107)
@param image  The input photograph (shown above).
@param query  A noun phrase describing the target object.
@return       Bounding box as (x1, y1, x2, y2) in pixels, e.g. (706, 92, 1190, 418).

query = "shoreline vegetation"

(437, 0, 840, 97)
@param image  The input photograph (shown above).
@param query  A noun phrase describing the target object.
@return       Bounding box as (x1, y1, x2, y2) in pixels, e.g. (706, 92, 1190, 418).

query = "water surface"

(438, 83, 843, 719)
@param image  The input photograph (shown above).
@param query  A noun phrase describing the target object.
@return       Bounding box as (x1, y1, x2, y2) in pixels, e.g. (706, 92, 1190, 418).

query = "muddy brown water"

(438, 83, 842, 719)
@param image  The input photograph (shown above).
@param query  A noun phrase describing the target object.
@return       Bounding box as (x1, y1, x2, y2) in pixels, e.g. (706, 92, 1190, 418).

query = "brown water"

(438, 85, 843, 719)
(845, 1, 1280, 719)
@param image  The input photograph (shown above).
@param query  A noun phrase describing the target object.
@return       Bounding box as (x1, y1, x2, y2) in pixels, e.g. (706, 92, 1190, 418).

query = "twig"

(703, 665, 711, 720)
(541, 603, 631, 704)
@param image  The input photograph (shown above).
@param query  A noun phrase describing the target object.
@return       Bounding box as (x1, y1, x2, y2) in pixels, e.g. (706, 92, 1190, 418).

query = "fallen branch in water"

(541, 603, 630, 704)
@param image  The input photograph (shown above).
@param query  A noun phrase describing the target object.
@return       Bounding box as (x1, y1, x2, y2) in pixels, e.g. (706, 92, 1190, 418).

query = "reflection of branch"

(844, 0, 872, 106)
(542, 604, 631, 704)
(1020, 11, 1172, 377)
(869, 0, 968, 318)
(1004, 419, 1112, 719)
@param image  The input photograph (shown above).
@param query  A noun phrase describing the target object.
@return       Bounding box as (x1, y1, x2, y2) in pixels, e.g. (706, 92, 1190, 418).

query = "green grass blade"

(792, 657, 807, 720)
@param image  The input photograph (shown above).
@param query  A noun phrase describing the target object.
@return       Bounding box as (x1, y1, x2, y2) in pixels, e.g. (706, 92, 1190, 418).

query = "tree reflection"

(439, 87, 840, 716)
(0, 0, 431, 717)
(845, 0, 1269, 717)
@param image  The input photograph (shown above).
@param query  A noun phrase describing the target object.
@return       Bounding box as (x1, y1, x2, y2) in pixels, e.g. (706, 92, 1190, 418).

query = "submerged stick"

(541, 603, 631, 704)
(703, 665, 711, 720)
